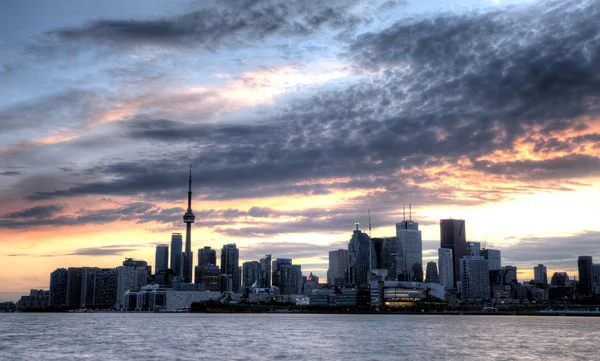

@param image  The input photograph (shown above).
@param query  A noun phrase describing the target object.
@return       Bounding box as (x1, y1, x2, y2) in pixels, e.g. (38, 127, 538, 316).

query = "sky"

(1, 0, 599, 301)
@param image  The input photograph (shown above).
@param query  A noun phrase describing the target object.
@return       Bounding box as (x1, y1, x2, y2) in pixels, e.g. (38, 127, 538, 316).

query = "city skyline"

(2, 0, 600, 300)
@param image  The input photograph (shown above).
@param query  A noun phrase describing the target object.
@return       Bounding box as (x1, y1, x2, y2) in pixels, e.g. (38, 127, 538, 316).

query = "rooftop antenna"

(355, 221, 359, 231)
(403, 204, 406, 222)
(409, 204, 412, 221)
(368, 210, 372, 237)
(483, 233, 488, 249)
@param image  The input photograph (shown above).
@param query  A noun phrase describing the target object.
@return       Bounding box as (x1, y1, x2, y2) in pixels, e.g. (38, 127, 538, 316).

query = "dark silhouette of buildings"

(49, 268, 68, 306)
(198, 246, 216, 268)
(170, 233, 183, 278)
(221, 244, 240, 292)
(578, 256, 594, 296)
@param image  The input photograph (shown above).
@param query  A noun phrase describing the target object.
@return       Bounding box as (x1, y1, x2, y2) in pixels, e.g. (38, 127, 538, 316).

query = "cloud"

(0, 171, 21, 176)
(2, 204, 66, 219)
(50, 0, 363, 51)
(66, 245, 140, 257)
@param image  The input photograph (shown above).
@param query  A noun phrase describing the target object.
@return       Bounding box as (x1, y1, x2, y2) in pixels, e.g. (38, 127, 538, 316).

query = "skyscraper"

(198, 246, 216, 268)
(182, 166, 196, 284)
(381, 237, 400, 281)
(425, 261, 439, 283)
(221, 244, 240, 292)
(81, 268, 118, 308)
(260, 254, 272, 288)
(440, 219, 466, 286)
(170, 233, 183, 278)
(327, 249, 349, 286)
(348, 223, 376, 285)
(460, 256, 490, 300)
(481, 249, 502, 271)
(155, 245, 169, 273)
(578, 256, 593, 296)
(593, 264, 600, 294)
(534, 264, 548, 284)
(272, 258, 302, 294)
(467, 242, 481, 257)
(438, 248, 454, 289)
(396, 219, 422, 281)
(242, 261, 261, 287)
(66, 267, 84, 308)
(49, 268, 68, 306)
(116, 259, 148, 310)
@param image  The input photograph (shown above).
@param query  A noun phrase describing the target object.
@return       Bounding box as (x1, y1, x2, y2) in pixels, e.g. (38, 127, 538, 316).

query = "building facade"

(440, 219, 467, 286)
(327, 249, 349, 286)
(242, 261, 261, 288)
(425, 262, 439, 283)
(170, 233, 183, 278)
(221, 244, 240, 293)
(481, 249, 502, 271)
(534, 264, 548, 284)
(396, 220, 422, 281)
(155, 245, 169, 274)
(438, 248, 454, 289)
(49, 268, 68, 306)
(198, 246, 217, 268)
(578, 256, 594, 296)
(348, 224, 376, 285)
(460, 256, 490, 300)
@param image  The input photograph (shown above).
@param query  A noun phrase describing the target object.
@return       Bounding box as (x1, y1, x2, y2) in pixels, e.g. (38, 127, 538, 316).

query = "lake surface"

(0, 313, 598, 360)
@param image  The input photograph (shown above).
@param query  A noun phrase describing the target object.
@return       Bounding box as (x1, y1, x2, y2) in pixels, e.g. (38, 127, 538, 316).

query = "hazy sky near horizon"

(1, 0, 600, 301)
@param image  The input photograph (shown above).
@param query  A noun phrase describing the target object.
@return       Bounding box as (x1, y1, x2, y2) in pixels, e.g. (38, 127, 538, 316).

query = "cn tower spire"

(182, 164, 196, 283)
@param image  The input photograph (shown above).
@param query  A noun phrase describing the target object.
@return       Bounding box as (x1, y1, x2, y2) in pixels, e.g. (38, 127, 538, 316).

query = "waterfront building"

(170, 233, 183, 278)
(260, 254, 272, 288)
(578, 256, 594, 296)
(460, 256, 490, 300)
(500, 266, 518, 285)
(198, 246, 216, 268)
(467, 242, 481, 257)
(440, 219, 467, 285)
(481, 249, 502, 271)
(438, 248, 454, 289)
(550, 272, 571, 287)
(49, 268, 68, 306)
(242, 261, 261, 287)
(381, 237, 400, 281)
(593, 264, 600, 294)
(182, 166, 196, 284)
(396, 219, 422, 282)
(303, 273, 319, 296)
(66, 267, 85, 308)
(272, 258, 302, 294)
(81, 268, 118, 308)
(116, 259, 148, 310)
(534, 264, 548, 284)
(327, 249, 349, 286)
(425, 262, 439, 283)
(154, 245, 169, 273)
(194, 265, 221, 291)
(348, 223, 376, 285)
(369, 281, 445, 307)
(221, 244, 240, 292)
(17, 290, 49, 310)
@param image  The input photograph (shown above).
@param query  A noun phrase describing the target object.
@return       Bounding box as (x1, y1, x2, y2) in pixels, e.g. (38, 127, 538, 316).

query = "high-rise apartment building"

(327, 249, 349, 286)
(481, 249, 501, 271)
(198, 246, 216, 268)
(460, 256, 490, 300)
(242, 261, 261, 287)
(578, 256, 594, 296)
(170, 233, 183, 278)
(260, 254, 272, 288)
(396, 220, 422, 281)
(425, 261, 439, 283)
(500, 265, 518, 285)
(195, 265, 221, 291)
(348, 223, 376, 285)
(116, 259, 148, 310)
(593, 264, 600, 294)
(272, 258, 302, 294)
(66, 267, 84, 308)
(221, 244, 240, 292)
(154, 245, 169, 274)
(534, 264, 548, 284)
(81, 268, 118, 308)
(440, 219, 467, 285)
(381, 237, 400, 281)
(49, 268, 68, 306)
(438, 248, 454, 289)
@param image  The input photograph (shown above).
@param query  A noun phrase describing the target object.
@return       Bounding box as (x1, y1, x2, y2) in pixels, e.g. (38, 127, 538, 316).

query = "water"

(0, 313, 598, 360)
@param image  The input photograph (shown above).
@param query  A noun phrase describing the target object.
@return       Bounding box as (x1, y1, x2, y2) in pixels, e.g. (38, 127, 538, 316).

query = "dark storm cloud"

(21, 0, 600, 209)
(501, 231, 600, 273)
(0, 202, 183, 229)
(52, 0, 362, 49)
(0, 171, 21, 176)
(2, 204, 66, 219)
(472, 154, 600, 181)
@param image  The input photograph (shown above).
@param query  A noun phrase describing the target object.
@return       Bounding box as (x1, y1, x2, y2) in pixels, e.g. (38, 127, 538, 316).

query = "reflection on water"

(0, 313, 598, 361)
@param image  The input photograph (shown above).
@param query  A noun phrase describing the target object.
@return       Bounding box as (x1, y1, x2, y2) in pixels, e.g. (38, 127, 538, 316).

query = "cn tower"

(182, 165, 195, 283)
